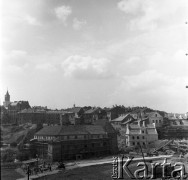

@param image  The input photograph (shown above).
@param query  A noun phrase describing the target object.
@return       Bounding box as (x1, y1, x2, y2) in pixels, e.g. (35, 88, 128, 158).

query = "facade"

(18, 108, 46, 124)
(146, 112, 164, 127)
(45, 110, 64, 125)
(125, 123, 158, 147)
(33, 123, 118, 161)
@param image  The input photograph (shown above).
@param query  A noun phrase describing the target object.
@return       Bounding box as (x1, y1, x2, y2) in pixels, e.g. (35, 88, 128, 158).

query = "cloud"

(54, 5, 72, 25)
(72, 18, 86, 30)
(36, 63, 57, 72)
(117, 0, 142, 14)
(24, 15, 41, 26)
(109, 69, 187, 111)
(61, 55, 113, 79)
(117, 0, 187, 30)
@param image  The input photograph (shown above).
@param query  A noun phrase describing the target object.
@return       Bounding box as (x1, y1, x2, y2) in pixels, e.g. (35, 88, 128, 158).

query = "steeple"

(5, 89, 10, 102)
(3, 89, 10, 108)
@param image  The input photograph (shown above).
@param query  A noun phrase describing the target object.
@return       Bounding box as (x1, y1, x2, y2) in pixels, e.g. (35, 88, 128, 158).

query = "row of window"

(152, 119, 162, 123)
(132, 142, 145, 146)
(34, 134, 107, 140)
(132, 136, 145, 139)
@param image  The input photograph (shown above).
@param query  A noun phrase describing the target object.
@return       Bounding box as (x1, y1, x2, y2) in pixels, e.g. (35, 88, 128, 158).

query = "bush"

(10, 142, 17, 147)
(2, 149, 17, 162)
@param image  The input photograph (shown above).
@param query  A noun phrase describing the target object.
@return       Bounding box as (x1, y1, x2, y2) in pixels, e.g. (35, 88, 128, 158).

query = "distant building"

(8, 101, 30, 124)
(146, 112, 164, 127)
(3, 90, 11, 108)
(33, 122, 118, 161)
(110, 114, 137, 126)
(18, 108, 46, 124)
(125, 123, 158, 147)
(83, 107, 107, 124)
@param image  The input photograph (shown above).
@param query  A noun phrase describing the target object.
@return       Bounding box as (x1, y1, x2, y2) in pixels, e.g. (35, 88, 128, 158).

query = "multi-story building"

(125, 123, 158, 147)
(18, 108, 46, 124)
(33, 121, 118, 161)
(8, 101, 30, 124)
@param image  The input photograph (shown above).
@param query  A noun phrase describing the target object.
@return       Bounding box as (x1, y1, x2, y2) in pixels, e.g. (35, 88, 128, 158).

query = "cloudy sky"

(0, 0, 188, 112)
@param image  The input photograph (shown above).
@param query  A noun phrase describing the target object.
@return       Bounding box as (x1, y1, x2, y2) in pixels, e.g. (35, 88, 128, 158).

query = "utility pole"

(27, 165, 30, 180)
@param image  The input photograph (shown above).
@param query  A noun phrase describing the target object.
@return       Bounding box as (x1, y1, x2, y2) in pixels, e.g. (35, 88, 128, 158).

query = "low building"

(33, 123, 118, 161)
(125, 123, 158, 147)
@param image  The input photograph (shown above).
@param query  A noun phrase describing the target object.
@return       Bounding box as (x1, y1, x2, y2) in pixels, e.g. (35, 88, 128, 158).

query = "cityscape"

(1, 0, 188, 179)
(1, 90, 188, 179)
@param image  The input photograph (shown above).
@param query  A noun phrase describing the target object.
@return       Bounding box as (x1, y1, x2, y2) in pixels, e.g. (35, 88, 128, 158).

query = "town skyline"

(1, 0, 188, 113)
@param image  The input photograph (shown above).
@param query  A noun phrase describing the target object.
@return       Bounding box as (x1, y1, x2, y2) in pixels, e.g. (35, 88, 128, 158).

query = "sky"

(0, 0, 188, 113)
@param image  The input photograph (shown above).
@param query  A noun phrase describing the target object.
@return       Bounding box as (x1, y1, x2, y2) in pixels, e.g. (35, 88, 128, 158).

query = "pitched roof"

(111, 114, 129, 122)
(146, 112, 162, 118)
(94, 119, 116, 134)
(35, 125, 106, 136)
(35, 126, 62, 136)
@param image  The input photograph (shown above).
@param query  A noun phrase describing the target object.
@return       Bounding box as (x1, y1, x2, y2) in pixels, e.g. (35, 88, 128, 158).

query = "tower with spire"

(3, 90, 10, 108)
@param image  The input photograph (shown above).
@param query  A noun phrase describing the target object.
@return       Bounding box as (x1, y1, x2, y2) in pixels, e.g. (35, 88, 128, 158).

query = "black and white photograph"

(0, 0, 188, 179)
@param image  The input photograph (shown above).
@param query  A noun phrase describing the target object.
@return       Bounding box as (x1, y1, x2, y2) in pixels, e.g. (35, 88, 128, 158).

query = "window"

(133, 142, 135, 145)
(159, 120, 161, 123)
(132, 136, 135, 139)
(155, 114, 157, 117)
(143, 142, 145, 145)
(137, 142, 139, 145)
(137, 136, 139, 139)
(142, 130, 144, 133)
(153, 120, 155, 123)
(69, 135, 75, 140)
(142, 136, 145, 139)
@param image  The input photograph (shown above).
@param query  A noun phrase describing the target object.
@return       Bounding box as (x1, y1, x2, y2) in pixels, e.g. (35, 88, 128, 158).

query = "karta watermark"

(112, 156, 187, 179)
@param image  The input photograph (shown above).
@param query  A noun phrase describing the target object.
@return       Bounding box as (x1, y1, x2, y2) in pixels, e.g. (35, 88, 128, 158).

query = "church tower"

(3, 90, 10, 108)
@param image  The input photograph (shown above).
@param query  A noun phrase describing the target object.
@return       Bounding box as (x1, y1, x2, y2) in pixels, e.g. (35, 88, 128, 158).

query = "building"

(83, 107, 107, 124)
(110, 114, 136, 126)
(3, 90, 11, 108)
(33, 122, 118, 161)
(146, 112, 164, 127)
(18, 108, 46, 124)
(60, 111, 75, 125)
(8, 101, 30, 124)
(45, 110, 65, 125)
(125, 123, 158, 147)
(65, 106, 85, 124)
